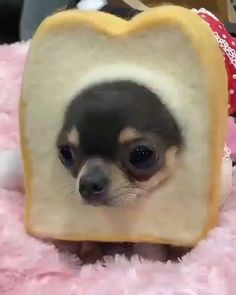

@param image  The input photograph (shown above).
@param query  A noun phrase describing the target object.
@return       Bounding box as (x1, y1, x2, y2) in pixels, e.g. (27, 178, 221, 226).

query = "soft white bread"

(20, 6, 228, 246)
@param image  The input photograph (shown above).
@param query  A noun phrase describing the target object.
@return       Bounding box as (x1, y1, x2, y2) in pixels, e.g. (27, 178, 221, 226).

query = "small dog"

(56, 4, 236, 264)
(56, 80, 184, 263)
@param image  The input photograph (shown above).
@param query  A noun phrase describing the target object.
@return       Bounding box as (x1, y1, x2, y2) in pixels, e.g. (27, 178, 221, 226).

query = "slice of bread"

(20, 6, 228, 246)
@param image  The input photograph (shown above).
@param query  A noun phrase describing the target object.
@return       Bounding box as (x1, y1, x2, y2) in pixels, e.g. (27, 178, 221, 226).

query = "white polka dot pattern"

(192, 8, 236, 115)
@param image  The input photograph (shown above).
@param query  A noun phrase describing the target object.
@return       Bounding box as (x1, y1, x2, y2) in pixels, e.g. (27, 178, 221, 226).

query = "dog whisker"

(111, 192, 139, 200)
(62, 183, 75, 189)
(111, 186, 150, 195)
(61, 183, 77, 197)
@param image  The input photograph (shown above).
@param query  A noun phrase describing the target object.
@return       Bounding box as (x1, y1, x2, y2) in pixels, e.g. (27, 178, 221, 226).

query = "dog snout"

(79, 163, 109, 203)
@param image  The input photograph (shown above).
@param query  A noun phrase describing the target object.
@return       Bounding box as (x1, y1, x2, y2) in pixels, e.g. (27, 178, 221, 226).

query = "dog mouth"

(82, 198, 113, 207)
(80, 188, 149, 207)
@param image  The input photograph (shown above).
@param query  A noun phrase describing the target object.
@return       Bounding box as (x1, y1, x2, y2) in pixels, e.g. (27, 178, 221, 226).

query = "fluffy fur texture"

(0, 42, 236, 295)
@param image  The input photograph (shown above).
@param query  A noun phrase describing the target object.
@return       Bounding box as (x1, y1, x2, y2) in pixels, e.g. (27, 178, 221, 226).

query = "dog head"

(57, 80, 183, 207)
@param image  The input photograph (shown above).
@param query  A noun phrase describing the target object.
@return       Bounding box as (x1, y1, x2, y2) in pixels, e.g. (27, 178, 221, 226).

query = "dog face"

(57, 81, 183, 207)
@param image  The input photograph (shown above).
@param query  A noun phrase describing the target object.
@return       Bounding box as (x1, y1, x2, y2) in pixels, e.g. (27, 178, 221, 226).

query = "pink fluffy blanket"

(1, 43, 236, 295)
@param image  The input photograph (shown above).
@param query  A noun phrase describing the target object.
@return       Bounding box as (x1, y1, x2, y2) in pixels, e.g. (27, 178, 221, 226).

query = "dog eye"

(125, 143, 159, 180)
(129, 145, 158, 170)
(58, 145, 75, 166)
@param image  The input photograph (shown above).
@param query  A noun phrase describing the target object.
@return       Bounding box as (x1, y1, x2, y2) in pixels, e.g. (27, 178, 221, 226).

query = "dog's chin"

(82, 199, 113, 207)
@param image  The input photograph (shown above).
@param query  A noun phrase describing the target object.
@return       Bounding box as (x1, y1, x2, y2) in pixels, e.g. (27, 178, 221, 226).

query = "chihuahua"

(56, 80, 184, 263)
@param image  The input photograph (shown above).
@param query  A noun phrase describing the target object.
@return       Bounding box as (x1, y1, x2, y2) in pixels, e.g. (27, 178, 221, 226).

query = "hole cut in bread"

(20, 6, 228, 246)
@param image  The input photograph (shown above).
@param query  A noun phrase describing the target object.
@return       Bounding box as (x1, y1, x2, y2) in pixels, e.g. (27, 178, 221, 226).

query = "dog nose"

(79, 172, 108, 201)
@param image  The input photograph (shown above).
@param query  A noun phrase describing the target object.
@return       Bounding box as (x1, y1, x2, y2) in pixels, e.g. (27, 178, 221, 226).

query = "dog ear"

(20, 6, 227, 245)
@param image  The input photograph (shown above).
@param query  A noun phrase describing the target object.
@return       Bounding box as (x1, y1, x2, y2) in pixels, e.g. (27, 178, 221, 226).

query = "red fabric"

(196, 9, 236, 115)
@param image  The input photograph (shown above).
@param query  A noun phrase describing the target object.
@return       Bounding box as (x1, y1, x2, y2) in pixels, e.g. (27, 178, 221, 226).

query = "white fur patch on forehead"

(67, 126, 79, 146)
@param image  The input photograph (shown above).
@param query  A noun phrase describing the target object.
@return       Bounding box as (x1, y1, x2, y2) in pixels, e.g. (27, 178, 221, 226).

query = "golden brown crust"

(20, 6, 227, 245)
